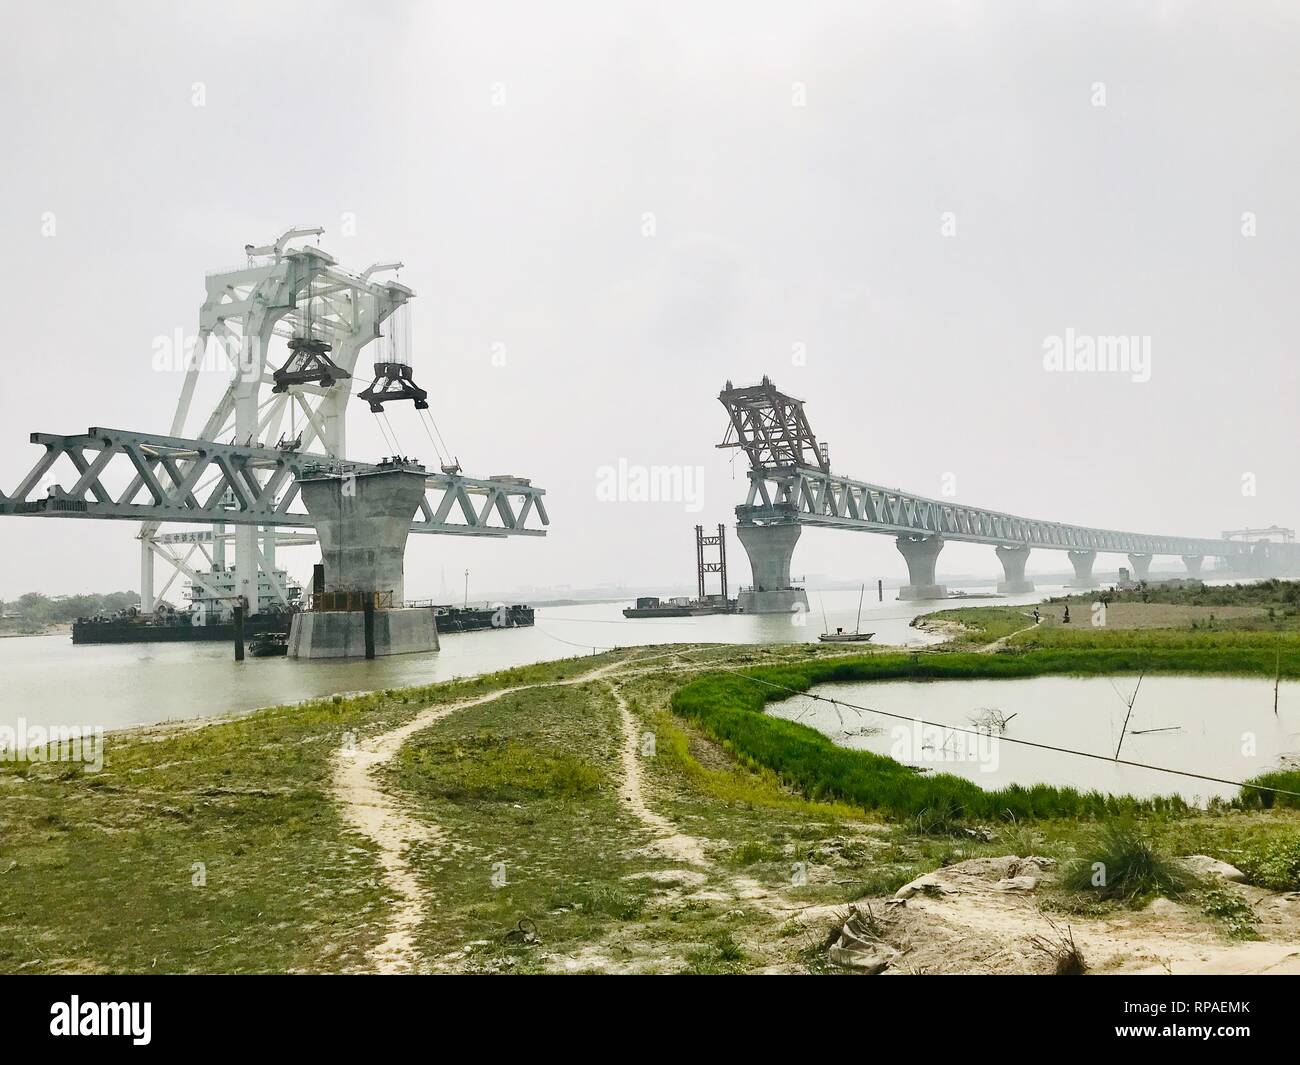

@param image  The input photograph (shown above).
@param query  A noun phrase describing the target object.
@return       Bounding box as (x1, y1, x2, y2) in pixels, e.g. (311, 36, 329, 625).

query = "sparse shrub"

(1062, 818, 1197, 903)
(846, 867, 916, 899)
(684, 930, 746, 974)
(554, 885, 643, 921)
(727, 840, 781, 866)
(713, 930, 743, 962)
(999, 815, 1042, 857)
(910, 802, 963, 837)
(1198, 887, 1258, 940)
(1236, 838, 1300, 891)
(1029, 915, 1087, 975)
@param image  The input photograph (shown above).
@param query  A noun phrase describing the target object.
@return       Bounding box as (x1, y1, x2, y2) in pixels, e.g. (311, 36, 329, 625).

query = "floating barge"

(623, 595, 735, 619)
(431, 604, 535, 632)
(623, 524, 736, 619)
(72, 611, 292, 645)
(72, 603, 535, 645)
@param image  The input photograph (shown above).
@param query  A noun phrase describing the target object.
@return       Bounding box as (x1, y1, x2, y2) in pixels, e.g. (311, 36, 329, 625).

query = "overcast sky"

(2, 1, 1298, 602)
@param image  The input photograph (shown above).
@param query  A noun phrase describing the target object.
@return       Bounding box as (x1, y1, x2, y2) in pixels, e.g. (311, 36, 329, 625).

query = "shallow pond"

(768, 675, 1300, 803)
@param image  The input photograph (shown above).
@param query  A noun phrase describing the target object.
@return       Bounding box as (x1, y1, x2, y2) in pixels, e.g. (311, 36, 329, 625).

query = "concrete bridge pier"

(1127, 553, 1153, 581)
(994, 545, 1033, 594)
(735, 523, 809, 615)
(1067, 549, 1098, 588)
(1182, 555, 1203, 577)
(288, 462, 439, 659)
(896, 535, 947, 600)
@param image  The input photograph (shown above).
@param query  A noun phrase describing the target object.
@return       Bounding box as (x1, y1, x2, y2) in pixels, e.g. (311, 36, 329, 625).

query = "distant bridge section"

(736, 465, 1249, 559)
(718, 377, 1296, 610)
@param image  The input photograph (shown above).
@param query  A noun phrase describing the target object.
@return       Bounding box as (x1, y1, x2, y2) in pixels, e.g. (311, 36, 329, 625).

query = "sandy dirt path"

(977, 619, 1039, 653)
(608, 682, 707, 866)
(331, 658, 632, 974)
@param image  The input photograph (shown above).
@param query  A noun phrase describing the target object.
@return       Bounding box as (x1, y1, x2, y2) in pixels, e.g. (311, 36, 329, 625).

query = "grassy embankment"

(1, 644, 894, 973)
(5, 583, 1300, 972)
(0, 653, 644, 972)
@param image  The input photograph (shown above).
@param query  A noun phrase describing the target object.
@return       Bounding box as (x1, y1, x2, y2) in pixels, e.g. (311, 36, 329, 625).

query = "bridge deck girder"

(0, 428, 548, 539)
(739, 467, 1254, 559)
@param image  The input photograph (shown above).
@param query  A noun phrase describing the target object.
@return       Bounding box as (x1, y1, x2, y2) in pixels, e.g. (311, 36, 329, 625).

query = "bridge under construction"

(718, 377, 1300, 612)
(0, 228, 548, 657)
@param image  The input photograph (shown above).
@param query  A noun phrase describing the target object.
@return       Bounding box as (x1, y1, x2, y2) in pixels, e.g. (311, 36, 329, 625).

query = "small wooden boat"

(821, 629, 873, 644)
(818, 584, 874, 643)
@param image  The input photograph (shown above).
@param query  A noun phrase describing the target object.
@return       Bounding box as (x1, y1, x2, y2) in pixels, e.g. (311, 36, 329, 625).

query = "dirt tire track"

(977, 620, 1039, 653)
(331, 657, 633, 974)
(609, 682, 707, 866)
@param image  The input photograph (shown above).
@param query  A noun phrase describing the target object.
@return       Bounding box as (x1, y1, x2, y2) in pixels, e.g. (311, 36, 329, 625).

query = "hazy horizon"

(3, 1, 1298, 602)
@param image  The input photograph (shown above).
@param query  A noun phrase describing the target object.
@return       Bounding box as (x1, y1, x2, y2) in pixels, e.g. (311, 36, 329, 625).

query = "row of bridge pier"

(732, 524, 1299, 612)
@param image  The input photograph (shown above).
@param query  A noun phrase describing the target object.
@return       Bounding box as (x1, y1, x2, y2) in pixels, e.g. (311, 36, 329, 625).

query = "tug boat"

(247, 633, 289, 657)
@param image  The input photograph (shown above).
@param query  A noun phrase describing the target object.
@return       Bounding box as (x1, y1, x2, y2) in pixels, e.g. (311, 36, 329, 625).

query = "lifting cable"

(416, 408, 447, 467)
(419, 406, 454, 466)
(373, 409, 398, 456)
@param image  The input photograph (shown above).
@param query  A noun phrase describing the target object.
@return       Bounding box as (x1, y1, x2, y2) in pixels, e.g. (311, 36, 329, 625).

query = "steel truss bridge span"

(717, 376, 1296, 609)
(0, 427, 548, 538)
(0, 228, 551, 621)
(740, 465, 1250, 559)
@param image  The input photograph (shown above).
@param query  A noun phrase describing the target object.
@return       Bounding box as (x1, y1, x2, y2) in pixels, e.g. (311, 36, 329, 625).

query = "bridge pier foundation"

(1127, 553, 1153, 581)
(735, 523, 809, 615)
(896, 535, 947, 600)
(288, 463, 439, 659)
(994, 545, 1034, 594)
(1182, 555, 1203, 577)
(1067, 549, 1098, 588)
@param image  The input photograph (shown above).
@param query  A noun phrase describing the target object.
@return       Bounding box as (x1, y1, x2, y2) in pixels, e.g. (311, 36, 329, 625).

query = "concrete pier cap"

(734, 522, 810, 615)
(288, 460, 440, 659)
(1127, 553, 1153, 581)
(1066, 549, 1099, 589)
(994, 545, 1034, 594)
(895, 535, 947, 601)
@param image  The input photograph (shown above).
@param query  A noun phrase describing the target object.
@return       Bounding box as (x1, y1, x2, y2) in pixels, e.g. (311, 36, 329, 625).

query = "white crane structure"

(144, 227, 419, 614)
(2, 228, 548, 618)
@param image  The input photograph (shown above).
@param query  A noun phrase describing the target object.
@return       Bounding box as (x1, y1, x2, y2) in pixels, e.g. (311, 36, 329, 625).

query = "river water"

(0, 583, 1057, 733)
(768, 675, 1300, 803)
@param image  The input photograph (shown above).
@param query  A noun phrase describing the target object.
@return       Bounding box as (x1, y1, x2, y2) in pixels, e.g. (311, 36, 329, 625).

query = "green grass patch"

(396, 735, 602, 802)
(682, 930, 745, 974)
(1238, 770, 1300, 810)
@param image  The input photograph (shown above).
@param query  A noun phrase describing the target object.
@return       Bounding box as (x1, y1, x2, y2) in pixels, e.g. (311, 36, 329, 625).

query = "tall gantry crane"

(0, 228, 548, 617)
